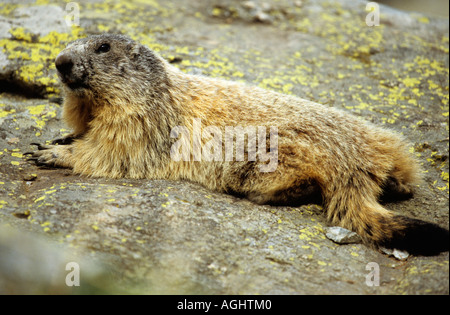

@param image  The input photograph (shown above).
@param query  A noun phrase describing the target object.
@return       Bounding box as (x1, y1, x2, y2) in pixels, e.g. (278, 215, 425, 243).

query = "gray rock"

(0, 20, 11, 39)
(325, 226, 362, 244)
(253, 11, 273, 24)
(0, 225, 121, 294)
(0, 5, 71, 97)
(380, 247, 410, 261)
(9, 5, 69, 37)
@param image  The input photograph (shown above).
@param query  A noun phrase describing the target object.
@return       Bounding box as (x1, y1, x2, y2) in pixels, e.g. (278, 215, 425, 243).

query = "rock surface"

(325, 227, 362, 245)
(380, 247, 410, 261)
(0, 0, 448, 294)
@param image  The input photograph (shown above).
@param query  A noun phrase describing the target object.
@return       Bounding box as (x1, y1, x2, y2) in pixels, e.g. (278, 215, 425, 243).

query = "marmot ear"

(129, 43, 141, 61)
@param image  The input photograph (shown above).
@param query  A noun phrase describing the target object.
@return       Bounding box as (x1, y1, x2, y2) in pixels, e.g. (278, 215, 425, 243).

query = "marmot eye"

(96, 43, 110, 53)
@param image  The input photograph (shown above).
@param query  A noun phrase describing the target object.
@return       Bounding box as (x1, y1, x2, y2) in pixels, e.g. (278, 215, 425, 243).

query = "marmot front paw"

(51, 134, 78, 145)
(25, 143, 74, 168)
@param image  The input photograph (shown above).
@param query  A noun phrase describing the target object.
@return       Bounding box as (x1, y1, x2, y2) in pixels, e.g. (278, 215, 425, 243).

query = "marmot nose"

(55, 53, 74, 75)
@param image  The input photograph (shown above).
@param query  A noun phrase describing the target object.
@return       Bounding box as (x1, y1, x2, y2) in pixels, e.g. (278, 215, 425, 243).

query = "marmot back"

(28, 34, 449, 256)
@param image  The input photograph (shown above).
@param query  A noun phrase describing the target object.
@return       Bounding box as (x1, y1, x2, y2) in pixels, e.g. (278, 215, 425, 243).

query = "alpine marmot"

(28, 34, 449, 255)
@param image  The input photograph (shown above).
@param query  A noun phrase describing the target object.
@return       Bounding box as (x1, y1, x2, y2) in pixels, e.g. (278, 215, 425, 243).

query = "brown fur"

(30, 34, 448, 255)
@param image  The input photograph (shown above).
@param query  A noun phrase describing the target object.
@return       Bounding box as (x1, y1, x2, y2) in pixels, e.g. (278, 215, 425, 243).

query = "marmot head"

(55, 34, 169, 103)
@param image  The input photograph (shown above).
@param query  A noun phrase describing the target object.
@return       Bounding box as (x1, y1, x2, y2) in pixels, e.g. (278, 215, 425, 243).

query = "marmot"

(28, 34, 448, 255)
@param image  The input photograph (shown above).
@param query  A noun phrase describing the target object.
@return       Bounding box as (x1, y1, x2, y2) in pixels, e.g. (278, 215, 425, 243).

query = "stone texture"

(325, 227, 362, 245)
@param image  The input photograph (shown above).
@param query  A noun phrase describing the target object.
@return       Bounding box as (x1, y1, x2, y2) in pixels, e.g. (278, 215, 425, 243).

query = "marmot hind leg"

(379, 175, 414, 202)
(247, 178, 323, 206)
(374, 132, 421, 202)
